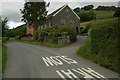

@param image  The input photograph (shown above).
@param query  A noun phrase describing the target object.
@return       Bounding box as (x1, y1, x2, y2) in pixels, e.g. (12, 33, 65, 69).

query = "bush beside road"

(77, 18, 120, 73)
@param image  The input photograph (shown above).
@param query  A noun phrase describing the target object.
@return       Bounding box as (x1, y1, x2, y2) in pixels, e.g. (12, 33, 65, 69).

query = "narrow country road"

(4, 36, 119, 79)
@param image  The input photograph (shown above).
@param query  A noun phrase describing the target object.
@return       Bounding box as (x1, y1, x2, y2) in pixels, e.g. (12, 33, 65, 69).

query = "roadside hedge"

(90, 18, 120, 73)
(78, 18, 120, 73)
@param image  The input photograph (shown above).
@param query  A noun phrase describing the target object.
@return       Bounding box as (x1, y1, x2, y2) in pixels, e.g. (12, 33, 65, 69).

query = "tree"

(77, 11, 96, 22)
(73, 7, 81, 12)
(96, 6, 116, 11)
(2, 17, 9, 30)
(81, 5, 94, 11)
(88, 10, 96, 20)
(114, 7, 120, 17)
(5, 24, 27, 37)
(20, 1, 48, 28)
(2, 17, 9, 37)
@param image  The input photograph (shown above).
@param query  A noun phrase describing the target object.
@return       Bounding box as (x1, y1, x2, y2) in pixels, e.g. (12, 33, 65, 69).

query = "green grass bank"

(7, 38, 68, 48)
(2, 45, 7, 73)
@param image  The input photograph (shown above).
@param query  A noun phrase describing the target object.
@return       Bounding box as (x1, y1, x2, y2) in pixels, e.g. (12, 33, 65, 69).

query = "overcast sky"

(0, 0, 120, 29)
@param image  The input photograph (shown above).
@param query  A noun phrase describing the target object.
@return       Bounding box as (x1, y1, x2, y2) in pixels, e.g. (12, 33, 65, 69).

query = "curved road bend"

(4, 36, 119, 79)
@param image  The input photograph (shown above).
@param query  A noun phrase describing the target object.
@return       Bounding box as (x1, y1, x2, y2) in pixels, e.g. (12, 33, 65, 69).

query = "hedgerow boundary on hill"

(77, 18, 120, 73)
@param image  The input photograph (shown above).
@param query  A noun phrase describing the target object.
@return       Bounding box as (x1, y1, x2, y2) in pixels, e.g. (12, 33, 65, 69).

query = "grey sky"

(0, 0, 119, 29)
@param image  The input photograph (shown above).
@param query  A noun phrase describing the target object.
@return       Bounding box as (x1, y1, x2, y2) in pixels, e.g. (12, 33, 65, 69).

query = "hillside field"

(95, 10, 115, 19)
(85, 10, 115, 19)
(80, 10, 115, 28)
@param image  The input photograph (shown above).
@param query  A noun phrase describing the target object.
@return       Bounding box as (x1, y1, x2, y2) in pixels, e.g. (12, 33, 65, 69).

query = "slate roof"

(46, 5, 67, 19)
(46, 4, 80, 20)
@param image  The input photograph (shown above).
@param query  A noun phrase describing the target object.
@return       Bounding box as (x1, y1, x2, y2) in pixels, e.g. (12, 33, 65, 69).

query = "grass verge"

(7, 39, 68, 48)
(2, 45, 7, 73)
(77, 39, 120, 74)
(19, 40, 68, 48)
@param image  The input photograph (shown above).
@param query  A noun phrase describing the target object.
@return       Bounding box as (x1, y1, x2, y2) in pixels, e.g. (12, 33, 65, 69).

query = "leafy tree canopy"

(2, 17, 9, 30)
(77, 11, 96, 22)
(96, 6, 116, 11)
(81, 5, 94, 11)
(73, 7, 81, 12)
(1, 17, 9, 37)
(20, 1, 48, 28)
(114, 7, 120, 17)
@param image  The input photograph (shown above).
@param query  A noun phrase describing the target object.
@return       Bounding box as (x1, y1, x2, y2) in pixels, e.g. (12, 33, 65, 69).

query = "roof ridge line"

(53, 4, 67, 17)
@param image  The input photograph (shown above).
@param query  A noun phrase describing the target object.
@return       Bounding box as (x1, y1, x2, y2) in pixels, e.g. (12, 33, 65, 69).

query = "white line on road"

(56, 68, 108, 80)
(42, 56, 77, 66)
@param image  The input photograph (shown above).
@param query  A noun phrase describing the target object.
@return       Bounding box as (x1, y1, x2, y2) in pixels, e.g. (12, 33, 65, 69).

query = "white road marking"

(42, 56, 77, 66)
(50, 56, 63, 65)
(56, 71, 66, 80)
(61, 56, 77, 64)
(56, 68, 108, 80)
(56, 56, 71, 64)
(82, 67, 107, 79)
(42, 56, 107, 80)
(72, 68, 94, 78)
(61, 69, 79, 80)
(42, 57, 58, 66)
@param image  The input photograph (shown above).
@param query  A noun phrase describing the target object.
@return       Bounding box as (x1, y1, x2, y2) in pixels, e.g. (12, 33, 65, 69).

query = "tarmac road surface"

(4, 36, 119, 79)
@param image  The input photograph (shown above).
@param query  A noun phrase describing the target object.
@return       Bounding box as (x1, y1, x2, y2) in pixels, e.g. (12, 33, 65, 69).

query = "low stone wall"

(58, 36, 70, 45)
(21, 36, 35, 41)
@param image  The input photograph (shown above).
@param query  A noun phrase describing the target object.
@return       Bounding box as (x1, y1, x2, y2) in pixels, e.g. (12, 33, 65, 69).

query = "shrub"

(113, 7, 120, 17)
(56, 26, 77, 43)
(37, 26, 77, 43)
(15, 36, 20, 40)
(34, 30, 39, 40)
(80, 22, 92, 34)
(38, 30, 47, 42)
(84, 22, 92, 33)
(78, 18, 120, 73)
(89, 18, 120, 73)
(77, 11, 96, 22)
(2, 37, 9, 44)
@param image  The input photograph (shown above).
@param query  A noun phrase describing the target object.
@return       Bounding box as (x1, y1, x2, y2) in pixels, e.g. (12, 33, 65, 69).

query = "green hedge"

(90, 18, 120, 73)
(78, 18, 120, 73)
